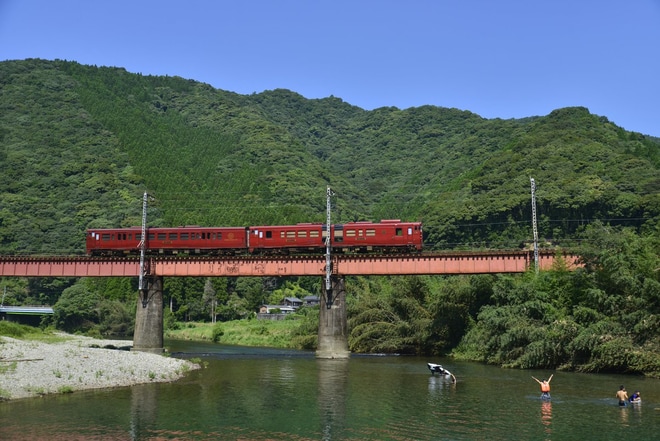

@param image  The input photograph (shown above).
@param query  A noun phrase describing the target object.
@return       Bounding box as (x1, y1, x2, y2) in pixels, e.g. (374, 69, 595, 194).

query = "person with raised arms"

(532, 374, 554, 399)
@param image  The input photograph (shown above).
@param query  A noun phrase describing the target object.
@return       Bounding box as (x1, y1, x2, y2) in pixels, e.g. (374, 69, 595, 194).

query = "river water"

(1, 340, 659, 440)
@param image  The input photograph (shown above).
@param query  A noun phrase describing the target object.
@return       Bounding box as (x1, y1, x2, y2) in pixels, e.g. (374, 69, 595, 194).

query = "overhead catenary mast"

(325, 186, 334, 308)
(530, 178, 539, 274)
(138, 191, 149, 302)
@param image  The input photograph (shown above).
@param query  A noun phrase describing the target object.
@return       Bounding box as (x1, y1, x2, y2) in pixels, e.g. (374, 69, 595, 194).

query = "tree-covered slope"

(1, 58, 659, 255)
(0, 59, 145, 254)
(2, 59, 660, 374)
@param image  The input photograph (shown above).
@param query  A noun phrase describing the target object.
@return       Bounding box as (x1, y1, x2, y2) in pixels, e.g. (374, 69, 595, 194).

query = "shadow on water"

(2, 340, 660, 440)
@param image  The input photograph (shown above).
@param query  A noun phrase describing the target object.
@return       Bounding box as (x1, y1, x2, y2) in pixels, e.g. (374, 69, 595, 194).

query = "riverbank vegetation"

(1, 59, 659, 376)
(164, 316, 309, 349)
(166, 221, 660, 376)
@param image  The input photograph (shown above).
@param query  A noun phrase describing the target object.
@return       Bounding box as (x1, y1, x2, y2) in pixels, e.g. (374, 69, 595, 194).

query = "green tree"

(53, 283, 101, 333)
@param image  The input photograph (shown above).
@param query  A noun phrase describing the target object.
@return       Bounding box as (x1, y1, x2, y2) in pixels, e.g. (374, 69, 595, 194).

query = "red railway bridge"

(0, 250, 577, 278)
(0, 250, 580, 357)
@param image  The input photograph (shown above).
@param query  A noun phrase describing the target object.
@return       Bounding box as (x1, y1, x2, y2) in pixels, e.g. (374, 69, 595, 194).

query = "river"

(1, 340, 658, 440)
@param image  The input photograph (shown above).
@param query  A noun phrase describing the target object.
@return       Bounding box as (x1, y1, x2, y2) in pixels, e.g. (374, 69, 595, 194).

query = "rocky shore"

(0, 334, 199, 401)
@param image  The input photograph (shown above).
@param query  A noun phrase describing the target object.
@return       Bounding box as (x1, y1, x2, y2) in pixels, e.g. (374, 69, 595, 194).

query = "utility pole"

(530, 178, 539, 274)
(325, 186, 334, 308)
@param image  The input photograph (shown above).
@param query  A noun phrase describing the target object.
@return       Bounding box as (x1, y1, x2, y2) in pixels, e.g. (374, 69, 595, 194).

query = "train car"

(336, 220, 423, 252)
(86, 227, 141, 255)
(247, 220, 423, 254)
(87, 220, 423, 256)
(248, 223, 325, 254)
(86, 226, 249, 256)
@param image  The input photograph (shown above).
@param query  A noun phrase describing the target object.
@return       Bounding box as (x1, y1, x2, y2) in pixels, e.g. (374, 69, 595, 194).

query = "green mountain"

(1, 58, 659, 254)
(3, 59, 660, 373)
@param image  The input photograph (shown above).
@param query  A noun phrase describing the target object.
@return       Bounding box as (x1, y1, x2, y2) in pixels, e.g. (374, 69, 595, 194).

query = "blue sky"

(1, 0, 659, 136)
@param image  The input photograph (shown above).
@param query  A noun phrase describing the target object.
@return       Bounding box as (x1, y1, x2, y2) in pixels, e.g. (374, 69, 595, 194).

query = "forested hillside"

(1, 59, 659, 374)
(2, 59, 658, 253)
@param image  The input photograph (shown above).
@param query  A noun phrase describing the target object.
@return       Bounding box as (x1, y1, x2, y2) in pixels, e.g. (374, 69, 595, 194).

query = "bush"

(164, 309, 180, 331)
(212, 323, 224, 343)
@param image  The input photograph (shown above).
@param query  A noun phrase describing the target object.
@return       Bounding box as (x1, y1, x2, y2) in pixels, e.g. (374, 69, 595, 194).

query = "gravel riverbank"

(0, 334, 199, 401)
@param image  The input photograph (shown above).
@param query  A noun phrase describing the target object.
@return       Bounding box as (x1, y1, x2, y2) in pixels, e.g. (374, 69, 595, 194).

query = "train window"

(298, 231, 307, 238)
(169, 233, 177, 240)
(366, 229, 376, 237)
(101, 233, 111, 241)
(345, 230, 356, 237)
(408, 227, 413, 235)
(180, 233, 189, 240)
(286, 231, 296, 238)
(310, 231, 320, 238)
(148, 233, 155, 240)
(266, 231, 272, 239)
(136, 233, 142, 241)
(157, 233, 166, 240)
(396, 228, 403, 236)
(359, 230, 364, 237)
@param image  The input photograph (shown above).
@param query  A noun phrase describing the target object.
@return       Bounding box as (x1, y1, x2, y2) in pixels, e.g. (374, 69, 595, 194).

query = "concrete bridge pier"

(316, 276, 350, 359)
(133, 276, 164, 354)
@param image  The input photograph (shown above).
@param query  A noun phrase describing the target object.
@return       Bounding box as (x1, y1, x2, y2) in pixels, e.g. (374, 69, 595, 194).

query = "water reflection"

(130, 383, 158, 439)
(318, 359, 348, 441)
(541, 400, 552, 437)
(619, 404, 629, 426)
(427, 373, 456, 393)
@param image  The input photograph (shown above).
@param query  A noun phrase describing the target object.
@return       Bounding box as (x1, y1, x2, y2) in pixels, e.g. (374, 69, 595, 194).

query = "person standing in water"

(616, 386, 628, 406)
(532, 374, 553, 399)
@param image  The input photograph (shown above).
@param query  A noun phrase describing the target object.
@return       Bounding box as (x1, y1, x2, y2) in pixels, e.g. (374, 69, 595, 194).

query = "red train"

(86, 220, 423, 256)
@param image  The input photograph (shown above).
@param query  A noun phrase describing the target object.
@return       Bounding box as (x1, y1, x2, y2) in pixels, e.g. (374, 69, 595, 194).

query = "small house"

(303, 295, 319, 306)
(283, 297, 303, 308)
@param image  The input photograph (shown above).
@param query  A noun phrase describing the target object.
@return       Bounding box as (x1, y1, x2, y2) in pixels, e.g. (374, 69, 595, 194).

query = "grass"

(57, 386, 74, 394)
(0, 361, 17, 375)
(2, 315, 313, 351)
(0, 387, 11, 400)
(0, 321, 38, 338)
(0, 322, 71, 343)
(165, 318, 305, 348)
